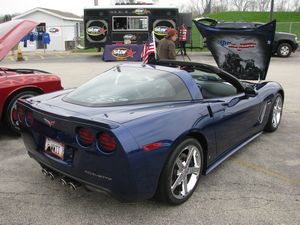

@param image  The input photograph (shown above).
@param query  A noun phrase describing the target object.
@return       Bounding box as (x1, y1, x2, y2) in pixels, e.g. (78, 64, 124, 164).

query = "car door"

(209, 92, 262, 156)
(190, 66, 263, 156)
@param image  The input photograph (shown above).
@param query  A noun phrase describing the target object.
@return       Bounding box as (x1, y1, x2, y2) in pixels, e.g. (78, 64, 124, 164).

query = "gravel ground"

(0, 52, 299, 225)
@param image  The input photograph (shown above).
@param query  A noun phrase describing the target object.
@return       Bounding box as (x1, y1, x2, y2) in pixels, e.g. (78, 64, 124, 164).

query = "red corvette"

(0, 20, 63, 133)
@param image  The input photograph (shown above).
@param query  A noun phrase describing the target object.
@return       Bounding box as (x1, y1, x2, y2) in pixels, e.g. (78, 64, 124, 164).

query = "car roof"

(118, 64, 203, 100)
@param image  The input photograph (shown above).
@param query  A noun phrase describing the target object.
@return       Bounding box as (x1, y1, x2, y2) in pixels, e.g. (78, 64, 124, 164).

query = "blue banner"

(193, 20, 276, 80)
(103, 44, 144, 61)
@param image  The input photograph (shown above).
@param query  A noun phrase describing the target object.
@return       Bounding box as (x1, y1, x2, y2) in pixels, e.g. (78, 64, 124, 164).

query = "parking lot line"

(231, 157, 300, 187)
(38, 54, 45, 59)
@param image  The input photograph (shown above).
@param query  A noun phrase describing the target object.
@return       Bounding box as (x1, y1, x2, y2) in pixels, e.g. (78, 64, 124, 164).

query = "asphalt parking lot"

(0, 52, 299, 225)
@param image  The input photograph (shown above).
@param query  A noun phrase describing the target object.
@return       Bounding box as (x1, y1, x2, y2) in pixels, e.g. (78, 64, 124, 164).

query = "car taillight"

(77, 127, 94, 147)
(97, 132, 117, 153)
(25, 111, 34, 127)
(17, 105, 25, 124)
(143, 142, 163, 152)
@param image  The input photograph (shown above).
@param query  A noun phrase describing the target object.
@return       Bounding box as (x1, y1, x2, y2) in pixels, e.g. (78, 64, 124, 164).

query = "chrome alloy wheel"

(170, 145, 201, 199)
(280, 46, 290, 56)
(272, 96, 283, 128)
(10, 93, 35, 130)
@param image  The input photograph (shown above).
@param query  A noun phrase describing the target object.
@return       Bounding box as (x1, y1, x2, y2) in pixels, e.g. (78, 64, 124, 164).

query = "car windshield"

(63, 66, 192, 106)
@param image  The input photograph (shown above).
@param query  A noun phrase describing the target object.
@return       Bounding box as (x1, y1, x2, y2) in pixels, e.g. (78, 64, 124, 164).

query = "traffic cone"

(17, 45, 24, 61)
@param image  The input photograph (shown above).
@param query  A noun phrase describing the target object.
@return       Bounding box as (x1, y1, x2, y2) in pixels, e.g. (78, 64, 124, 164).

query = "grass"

(73, 48, 98, 53)
(207, 11, 300, 23)
(189, 11, 300, 48)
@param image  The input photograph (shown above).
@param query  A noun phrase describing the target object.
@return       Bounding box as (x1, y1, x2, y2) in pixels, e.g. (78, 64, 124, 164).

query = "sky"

(0, 0, 182, 17)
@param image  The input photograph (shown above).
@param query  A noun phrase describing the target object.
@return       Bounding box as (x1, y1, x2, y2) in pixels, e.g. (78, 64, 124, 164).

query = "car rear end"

(17, 100, 142, 201)
(17, 64, 198, 201)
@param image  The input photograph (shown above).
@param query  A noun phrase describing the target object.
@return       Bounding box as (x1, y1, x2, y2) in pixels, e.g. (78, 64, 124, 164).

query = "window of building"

(127, 17, 148, 30)
(113, 17, 127, 30)
(113, 16, 148, 31)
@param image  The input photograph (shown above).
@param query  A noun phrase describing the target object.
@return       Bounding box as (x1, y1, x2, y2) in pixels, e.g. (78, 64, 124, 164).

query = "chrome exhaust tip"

(47, 171, 59, 180)
(42, 168, 48, 176)
(69, 181, 81, 191)
(59, 177, 70, 186)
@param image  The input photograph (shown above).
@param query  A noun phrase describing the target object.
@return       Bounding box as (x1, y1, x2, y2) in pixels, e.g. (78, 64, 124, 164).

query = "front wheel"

(277, 43, 292, 57)
(264, 94, 283, 132)
(4, 91, 38, 133)
(157, 138, 203, 205)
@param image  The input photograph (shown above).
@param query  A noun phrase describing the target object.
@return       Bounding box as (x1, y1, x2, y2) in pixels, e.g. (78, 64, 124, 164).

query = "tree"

(3, 15, 12, 22)
(257, 0, 270, 11)
(203, 0, 212, 15)
(212, 0, 229, 12)
(186, 0, 202, 16)
(276, 0, 288, 11)
(233, 0, 253, 11)
(295, 0, 300, 11)
(185, 0, 212, 16)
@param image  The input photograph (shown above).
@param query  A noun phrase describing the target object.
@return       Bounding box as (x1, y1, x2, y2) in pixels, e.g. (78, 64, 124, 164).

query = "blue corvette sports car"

(18, 60, 283, 204)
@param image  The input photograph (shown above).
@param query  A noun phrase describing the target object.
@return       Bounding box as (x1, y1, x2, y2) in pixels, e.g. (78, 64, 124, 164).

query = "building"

(13, 7, 82, 51)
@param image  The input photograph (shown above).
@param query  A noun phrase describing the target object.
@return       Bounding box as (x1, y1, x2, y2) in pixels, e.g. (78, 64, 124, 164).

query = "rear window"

(63, 66, 191, 106)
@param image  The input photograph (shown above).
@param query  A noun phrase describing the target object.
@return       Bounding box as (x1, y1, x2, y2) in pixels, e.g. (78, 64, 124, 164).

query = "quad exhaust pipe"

(59, 177, 81, 190)
(41, 167, 81, 190)
(42, 168, 59, 180)
(48, 171, 59, 180)
(68, 181, 81, 191)
(42, 168, 48, 176)
(59, 177, 72, 186)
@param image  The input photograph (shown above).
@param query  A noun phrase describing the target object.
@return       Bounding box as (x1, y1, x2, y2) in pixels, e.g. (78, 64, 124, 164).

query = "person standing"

(179, 24, 187, 56)
(157, 28, 178, 60)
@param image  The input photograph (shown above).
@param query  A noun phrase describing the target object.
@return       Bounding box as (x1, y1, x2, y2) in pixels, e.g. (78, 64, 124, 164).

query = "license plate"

(44, 137, 65, 159)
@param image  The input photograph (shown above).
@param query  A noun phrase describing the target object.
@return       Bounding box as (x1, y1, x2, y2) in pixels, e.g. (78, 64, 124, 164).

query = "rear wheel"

(264, 94, 283, 132)
(277, 43, 292, 57)
(157, 138, 203, 205)
(4, 91, 38, 133)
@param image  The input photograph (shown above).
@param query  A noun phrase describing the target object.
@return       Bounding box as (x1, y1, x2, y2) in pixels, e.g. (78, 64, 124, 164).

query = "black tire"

(277, 43, 292, 58)
(4, 91, 38, 133)
(264, 93, 283, 132)
(157, 138, 203, 205)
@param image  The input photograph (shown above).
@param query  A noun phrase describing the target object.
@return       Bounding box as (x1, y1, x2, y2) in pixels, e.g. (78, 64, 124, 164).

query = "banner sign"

(48, 27, 61, 36)
(103, 44, 144, 61)
(86, 20, 108, 43)
(193, 20, 276, 80)
(133, 8, 150, 15)
(153, 20, 176, 42)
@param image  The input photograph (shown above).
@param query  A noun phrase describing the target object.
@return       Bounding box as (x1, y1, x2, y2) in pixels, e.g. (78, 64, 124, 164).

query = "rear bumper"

(28, 150, 113, 195)
(21, 127, 165, 202)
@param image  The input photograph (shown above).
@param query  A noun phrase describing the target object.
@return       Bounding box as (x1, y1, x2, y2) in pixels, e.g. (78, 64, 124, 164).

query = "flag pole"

(152, 31, 157, 60)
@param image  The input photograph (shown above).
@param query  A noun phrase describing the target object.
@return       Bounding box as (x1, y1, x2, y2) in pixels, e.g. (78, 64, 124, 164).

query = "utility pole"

(269, 0, 274, 21)
(94, 0, 98, 6)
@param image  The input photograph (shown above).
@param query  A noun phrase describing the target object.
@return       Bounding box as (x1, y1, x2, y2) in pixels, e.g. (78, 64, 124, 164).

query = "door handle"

(221, 102, 229, 107)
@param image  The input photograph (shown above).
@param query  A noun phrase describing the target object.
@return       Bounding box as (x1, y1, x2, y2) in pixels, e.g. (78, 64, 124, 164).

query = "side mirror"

(244, 86, 257, 97)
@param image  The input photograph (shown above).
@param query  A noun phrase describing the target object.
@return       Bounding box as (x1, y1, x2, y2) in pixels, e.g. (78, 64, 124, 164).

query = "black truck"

(197, 18, 299, 57)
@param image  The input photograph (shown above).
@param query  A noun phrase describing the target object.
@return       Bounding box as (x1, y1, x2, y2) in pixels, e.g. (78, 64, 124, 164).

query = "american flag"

(141, 32, 156, 64)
